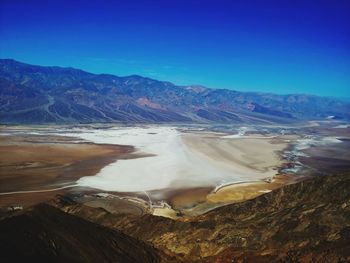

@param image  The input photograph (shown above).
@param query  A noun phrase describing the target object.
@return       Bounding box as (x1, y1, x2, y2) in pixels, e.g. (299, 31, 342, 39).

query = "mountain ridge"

(1, 58, 349, 124)
(54, 172, 350, 262)
(0, 203, 160, 263)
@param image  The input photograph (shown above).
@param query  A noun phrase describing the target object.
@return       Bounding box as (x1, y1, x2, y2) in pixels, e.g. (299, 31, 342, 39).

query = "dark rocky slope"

(56, 173, 350, 262)
(1, 59, 349, 124)
(0, 203, 160, 263)
(1, 173, 349, 262)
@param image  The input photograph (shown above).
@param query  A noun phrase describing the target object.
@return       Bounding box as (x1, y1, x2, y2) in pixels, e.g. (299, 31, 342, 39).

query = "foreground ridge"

(49, 172, 350, 262)
(1, 173, 349, 262)
(0, 203, 160, 263)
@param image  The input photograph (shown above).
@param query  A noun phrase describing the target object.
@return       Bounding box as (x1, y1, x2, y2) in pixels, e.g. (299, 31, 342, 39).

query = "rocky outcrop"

(56, 173, 350, 262)
(1, 170, 349, 262)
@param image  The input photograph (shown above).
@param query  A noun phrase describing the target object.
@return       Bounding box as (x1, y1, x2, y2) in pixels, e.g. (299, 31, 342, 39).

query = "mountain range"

(1, 59, 349, 124)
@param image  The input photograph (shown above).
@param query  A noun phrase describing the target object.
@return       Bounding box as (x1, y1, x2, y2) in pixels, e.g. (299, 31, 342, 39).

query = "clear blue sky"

(0, 0, 349, 97)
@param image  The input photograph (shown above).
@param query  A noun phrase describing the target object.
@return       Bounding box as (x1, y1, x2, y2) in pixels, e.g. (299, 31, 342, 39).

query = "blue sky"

(0, 0, 349, 97)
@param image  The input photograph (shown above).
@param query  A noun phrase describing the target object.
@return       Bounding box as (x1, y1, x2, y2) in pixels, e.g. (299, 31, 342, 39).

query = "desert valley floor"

(1, 121, 349, 219)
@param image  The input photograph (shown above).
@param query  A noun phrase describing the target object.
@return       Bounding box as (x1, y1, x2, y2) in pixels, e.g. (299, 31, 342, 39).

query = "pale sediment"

(0, 126, 293, 218)
(0, 133, 134, 207)
(68, 127, 288, 194)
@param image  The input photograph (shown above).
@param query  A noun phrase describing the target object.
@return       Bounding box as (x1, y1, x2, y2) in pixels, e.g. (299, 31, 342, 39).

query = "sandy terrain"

(0, 134, 134, 207)
(0, 126, 291, 216)
(4, 124, 347, 219)
(206, 173, 297, 204)
(142, 132, 289, 217)
(56, 126, 287, 194)
(165, 187, 213, 210)
(0, 189, 69, 208)
(182, 133, 286, 181)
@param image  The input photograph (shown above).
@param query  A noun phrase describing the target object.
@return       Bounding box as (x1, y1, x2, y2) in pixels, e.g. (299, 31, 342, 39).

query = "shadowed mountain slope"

(0, 203, 160, 263)
(1, 59, 349, 124)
